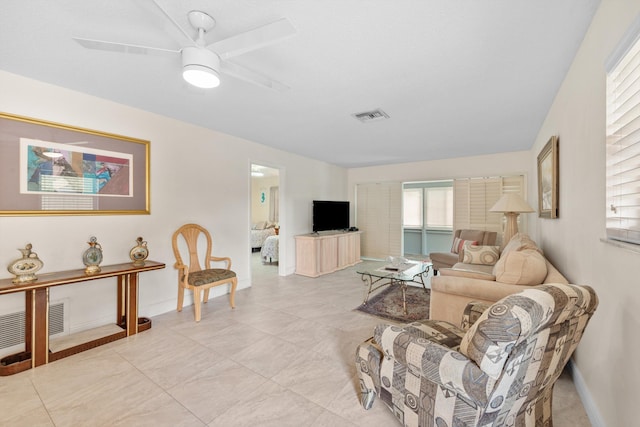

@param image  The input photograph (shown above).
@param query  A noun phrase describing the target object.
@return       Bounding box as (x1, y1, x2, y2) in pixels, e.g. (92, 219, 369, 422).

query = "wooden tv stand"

(0, 261, 165, 376)
(295, 231, 362, 277)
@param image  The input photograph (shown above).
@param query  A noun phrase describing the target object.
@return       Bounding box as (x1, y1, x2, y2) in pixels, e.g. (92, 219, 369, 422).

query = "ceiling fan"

(73, 0, 296, 91)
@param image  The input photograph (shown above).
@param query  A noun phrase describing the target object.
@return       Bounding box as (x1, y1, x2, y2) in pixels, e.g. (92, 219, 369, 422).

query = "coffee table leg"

(361, 274, 374, 304)
(400, 281, 408, 315)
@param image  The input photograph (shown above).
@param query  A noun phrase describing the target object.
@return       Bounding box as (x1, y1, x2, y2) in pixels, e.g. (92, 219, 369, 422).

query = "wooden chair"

(171, 223, 237, 321)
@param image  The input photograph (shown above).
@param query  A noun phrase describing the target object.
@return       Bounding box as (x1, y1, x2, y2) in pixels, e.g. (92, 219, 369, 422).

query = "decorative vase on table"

(129, 237, 149, 266)
(83, 236, 103, 274)
(7, 243, 44, 284)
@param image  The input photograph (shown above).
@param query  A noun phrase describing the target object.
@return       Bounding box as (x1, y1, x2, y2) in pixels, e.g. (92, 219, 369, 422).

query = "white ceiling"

(0, 1, 600, 168)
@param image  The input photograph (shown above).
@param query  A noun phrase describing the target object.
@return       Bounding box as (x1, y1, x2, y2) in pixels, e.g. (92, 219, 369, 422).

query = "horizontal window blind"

(606, 24, 640, 245)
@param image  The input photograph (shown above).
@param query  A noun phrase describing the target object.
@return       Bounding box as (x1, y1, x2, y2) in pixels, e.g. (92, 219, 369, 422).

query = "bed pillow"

(462, 242, 500, 266)
(252, 221, 267, 230)
(451, 237, 477, 254)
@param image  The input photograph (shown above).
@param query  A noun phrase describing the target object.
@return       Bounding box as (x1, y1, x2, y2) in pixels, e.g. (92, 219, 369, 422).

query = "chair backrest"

(455, 229, 498, 246)
(172, 223, 213, 273)
(460, 283, 598, 423)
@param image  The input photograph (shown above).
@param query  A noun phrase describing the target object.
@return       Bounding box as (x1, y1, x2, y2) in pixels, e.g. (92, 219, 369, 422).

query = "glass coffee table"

(357, 259, 432, 315)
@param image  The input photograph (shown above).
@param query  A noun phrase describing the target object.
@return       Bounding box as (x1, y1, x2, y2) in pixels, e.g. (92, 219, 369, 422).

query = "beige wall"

(0, 71, 347, 341)
(530, 1, 640, 426)
(251, 175, 279, 224)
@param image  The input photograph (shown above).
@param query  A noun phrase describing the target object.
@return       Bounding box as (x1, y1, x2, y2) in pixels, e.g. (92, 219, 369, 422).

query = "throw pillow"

(493, 248, 548, 285)
(501, 233, 542, 257)
(462, 242, 500, 265)
(451, 237, 477, 254)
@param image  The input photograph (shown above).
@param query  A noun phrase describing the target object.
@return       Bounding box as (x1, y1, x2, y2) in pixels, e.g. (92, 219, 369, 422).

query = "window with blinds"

(403, 181, 453, 230)
(606, 16, 640, 245)
(454, 175, 526, 246)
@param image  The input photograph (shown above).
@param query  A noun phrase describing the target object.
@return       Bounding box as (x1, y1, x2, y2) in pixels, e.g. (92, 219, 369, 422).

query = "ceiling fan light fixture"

(182, 46, 221, 89)
(183, 64, 220, 88)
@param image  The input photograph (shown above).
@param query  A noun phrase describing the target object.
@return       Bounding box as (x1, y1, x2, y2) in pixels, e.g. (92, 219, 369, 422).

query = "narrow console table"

(0, 260, 165, 376)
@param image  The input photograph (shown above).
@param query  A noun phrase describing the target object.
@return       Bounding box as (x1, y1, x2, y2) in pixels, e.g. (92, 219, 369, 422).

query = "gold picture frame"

(537, 136, 559, 218)
(0, 112, 150, 216)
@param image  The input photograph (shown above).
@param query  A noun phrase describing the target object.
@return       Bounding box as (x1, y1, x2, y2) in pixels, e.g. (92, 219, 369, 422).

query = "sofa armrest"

(439, 268, 496, 281)
(461, 301, 491, 330)
(431, 275, 532, 301)
(429, 251, 459, 270)
(355, 337, 383, 409)
(374, 323, 490, 407)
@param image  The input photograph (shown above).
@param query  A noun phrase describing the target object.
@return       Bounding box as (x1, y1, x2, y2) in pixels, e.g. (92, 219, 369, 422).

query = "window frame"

(605, 14, 640, 246)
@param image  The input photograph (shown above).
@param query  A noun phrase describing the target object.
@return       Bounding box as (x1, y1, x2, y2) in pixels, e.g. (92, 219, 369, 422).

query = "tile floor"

(0, 254, 592, 426)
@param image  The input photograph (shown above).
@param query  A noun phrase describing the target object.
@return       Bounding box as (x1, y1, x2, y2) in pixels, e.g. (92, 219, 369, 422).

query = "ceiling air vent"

(352, 109, 390, 123)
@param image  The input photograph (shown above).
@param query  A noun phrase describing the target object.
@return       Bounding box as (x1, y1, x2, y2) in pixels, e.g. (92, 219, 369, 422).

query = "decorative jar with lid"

(7, 243, 44, 284)
(129, 237, 149, 266)
(83, 236, 103, 274)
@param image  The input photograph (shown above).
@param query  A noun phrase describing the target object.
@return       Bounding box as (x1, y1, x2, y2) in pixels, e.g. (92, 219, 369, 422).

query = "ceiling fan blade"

(73, 37, 179, 57)
(150, 0, 197, 46)
(220, 61, 290, 92)
(209, 18, 296, 60)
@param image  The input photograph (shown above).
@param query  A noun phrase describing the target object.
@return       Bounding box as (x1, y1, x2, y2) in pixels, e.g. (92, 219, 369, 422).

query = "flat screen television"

(312, 200, 350, 232)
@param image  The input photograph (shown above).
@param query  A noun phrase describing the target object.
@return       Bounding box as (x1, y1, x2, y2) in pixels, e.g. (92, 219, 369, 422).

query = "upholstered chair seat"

(186, 269, 237, 287)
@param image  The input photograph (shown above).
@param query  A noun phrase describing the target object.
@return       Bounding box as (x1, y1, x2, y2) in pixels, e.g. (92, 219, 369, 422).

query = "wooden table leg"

(25, 288, 49, 368)
(126, 273, 139, 336)
(117, 275, 126, 326)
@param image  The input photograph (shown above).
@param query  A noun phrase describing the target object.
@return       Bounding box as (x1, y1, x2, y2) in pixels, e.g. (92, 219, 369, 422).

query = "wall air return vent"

(0, 302, 66, 350)
(352, 109, 390, 123)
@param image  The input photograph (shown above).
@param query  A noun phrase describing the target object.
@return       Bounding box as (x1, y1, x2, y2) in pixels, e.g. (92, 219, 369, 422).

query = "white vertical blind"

(454, 175, 526, 246)
(356, 182, 402, 259)
(606, 23, 640, 245)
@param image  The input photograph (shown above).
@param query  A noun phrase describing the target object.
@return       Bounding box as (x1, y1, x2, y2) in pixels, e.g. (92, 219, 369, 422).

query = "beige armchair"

(429, 229, 497, 273)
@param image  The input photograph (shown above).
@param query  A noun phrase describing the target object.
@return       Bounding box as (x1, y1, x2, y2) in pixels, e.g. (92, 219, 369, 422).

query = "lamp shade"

(489, 193, 534, 213)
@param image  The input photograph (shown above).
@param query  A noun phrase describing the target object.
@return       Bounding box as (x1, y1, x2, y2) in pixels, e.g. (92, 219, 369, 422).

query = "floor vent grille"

(0, 302, 65, 350)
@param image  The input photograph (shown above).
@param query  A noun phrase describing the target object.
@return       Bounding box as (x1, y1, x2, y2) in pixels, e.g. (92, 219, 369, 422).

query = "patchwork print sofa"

(355, 283, 598, 427)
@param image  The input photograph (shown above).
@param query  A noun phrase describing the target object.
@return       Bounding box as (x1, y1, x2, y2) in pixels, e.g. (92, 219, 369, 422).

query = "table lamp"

(489, 193, 534, 245)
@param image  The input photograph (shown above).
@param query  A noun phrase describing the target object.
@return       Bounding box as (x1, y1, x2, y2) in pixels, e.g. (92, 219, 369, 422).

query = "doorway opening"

(250, 164, 280, 282)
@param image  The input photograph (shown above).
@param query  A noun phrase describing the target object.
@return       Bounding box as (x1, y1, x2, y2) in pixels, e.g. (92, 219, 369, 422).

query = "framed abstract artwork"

(0, 112, 150, 215)
(537, 136, 559, 218)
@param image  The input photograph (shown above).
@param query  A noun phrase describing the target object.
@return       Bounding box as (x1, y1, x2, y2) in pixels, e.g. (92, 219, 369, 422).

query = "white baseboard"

(568, 360, 606, 427)
(142, 279, 252, 319)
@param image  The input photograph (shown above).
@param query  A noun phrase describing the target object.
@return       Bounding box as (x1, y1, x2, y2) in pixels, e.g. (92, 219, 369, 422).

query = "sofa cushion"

(441, 266, 497, 281)
(493, 248, 548, 285)
(451, 237, 477, 254)
(462, 242, 500, 266)
(501, 233, 542, 256)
